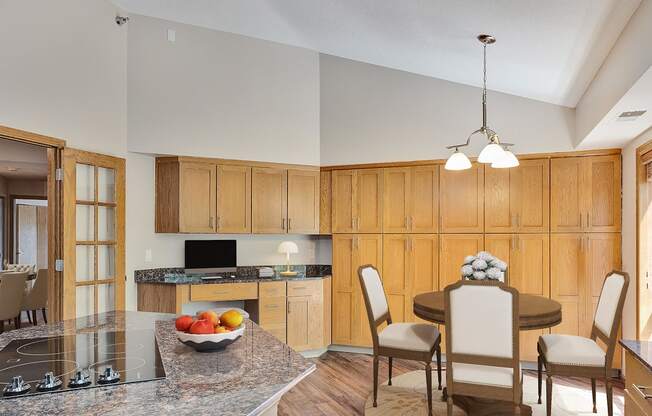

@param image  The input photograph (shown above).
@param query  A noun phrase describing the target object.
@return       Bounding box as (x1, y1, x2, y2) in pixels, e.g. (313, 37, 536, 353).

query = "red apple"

(198, 310, 220, 326)
(175, 315, 194, 332)
(189, 319, 214, 335)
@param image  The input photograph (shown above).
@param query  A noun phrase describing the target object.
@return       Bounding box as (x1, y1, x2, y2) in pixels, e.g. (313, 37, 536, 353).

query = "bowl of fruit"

(175, 309, 245, 352)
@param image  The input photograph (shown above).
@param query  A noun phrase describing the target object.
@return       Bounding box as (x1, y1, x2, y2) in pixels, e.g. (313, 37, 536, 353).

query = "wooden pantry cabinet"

(217, 165, 251, 233)
(440, 163, 484, 233)
(383, 166, 439, 233)
(331, 169, 383, 233)
(332, 234, 382, 347)
(551, 155, 621, 233)
(286, 279, 330, 351)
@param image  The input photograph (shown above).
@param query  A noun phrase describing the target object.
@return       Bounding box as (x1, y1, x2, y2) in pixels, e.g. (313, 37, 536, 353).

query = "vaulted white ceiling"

(112, 0, 640, 107)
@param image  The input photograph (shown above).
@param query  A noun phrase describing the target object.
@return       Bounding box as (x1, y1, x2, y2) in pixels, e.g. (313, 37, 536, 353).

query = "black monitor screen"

(184, 240, 236, 270)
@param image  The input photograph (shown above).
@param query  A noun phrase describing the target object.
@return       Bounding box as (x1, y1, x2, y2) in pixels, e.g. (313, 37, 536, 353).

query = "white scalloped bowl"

(176, 323, 245, 352)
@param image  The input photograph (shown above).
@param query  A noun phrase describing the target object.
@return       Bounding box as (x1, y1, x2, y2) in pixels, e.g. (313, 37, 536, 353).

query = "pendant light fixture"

(444, 34, 518, 170)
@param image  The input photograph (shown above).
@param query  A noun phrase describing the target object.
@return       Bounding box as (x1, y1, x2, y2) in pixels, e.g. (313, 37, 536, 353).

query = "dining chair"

(444, 280, 521, 415)
(22, 269, 48, 325)
(358, 265, 442, 416)
(0, 272, 29, 333)
(537, 270, 629, 416)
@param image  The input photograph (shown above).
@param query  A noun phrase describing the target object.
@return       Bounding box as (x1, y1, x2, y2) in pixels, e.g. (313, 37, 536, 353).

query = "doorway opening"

(637, 140, 652, 341)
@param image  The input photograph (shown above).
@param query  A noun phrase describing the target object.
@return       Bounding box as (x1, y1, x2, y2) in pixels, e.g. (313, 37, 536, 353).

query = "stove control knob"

(68, 369, 91, 388)
(36, 371, 63, 392)
(97, 366, 120, 384)
(3, 375, 31, 396)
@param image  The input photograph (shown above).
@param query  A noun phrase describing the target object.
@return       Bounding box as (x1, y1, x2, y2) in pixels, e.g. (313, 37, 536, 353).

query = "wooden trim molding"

(636, 138, 652, 339)
(156, 155, 320, 171)
(0, 125, 65, 148)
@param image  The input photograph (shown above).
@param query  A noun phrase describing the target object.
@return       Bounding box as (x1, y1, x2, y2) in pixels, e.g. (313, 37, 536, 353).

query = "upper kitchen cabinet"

(383, 165, 439, 233)
(217, 165, 251, 233)
(332, 169, 383, 233)
(485, 159, 549, 233)
(440, 163, 484, 233)
(252, 167, 288, 234)
(551, 155, 621, 232)
(319, 171, 332, 234)
(156, 159, 217, 233)
(287, 170, 320, 234)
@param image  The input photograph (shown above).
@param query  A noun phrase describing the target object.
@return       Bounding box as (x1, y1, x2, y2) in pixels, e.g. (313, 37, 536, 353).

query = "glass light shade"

(444, 150, 472, 171)
(491, 149, 520, 168)
(477, 142, 506, 163)
(277, 241, 299, 254)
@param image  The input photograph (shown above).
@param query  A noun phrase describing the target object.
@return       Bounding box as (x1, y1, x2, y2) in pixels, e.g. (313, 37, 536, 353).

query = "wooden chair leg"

(373, 355, 379, 407)
(446, 397, 453, 416)
(606, 379, 613, 416)
(546, 375, 553, 416)
(42, 308, 47, 324)
(436, 347, 442, 390)
(14, 316, 20, 330)
(388, 356, 392, 386)
(0, 320, 4, 333)
(425, 362, 432, 416)
(32, 310, 37, 326)
(537, 354, 543, 404)
(591, 378, 597, 413)
(26, 311, 32, 324)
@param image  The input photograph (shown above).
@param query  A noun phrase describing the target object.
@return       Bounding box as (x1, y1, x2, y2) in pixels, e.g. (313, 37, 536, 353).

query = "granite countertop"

(0, 311, 315, 416)
(620, 339, 652, 371)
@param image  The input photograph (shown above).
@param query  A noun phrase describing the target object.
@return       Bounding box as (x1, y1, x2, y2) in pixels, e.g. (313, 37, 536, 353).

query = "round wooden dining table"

(413, 291, 562, 416)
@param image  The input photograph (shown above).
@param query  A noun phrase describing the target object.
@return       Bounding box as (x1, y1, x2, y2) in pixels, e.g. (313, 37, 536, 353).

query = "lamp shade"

(477, 142, 506, 163)
(444, 150, 472, 171)
(491, 149, 520, 168)
(277, 241, 299, 254)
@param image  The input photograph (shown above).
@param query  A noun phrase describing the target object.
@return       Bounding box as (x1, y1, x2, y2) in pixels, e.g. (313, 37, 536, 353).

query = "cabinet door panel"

(485, 169, 514, 233)
(355, 234, 383, 347)
(518, 159, 550, 232)
(550, 234, 583, 336)
(411, 166, 439, 233)
(332, 235, 355, 344)
(411, 235, 438, 323)
(484, 234, 513, 284)
(383, 168, 410, 233)
(288, 170, 320, 234)
(320, 171, 332, 234)
(252, 167, 287, 233)
(551, 158, 583, 232)
(382, 234, 409, 323)
(440, 164, 484, 233)
(439, 234, 484, 289)
(357, 169, 383, 233)
(217, 165, 251, 233)
(287, 296, 310, 350)
(586, 156, 621, 232)
(332, 170, 356, 233)
(179, 163, 217, 233)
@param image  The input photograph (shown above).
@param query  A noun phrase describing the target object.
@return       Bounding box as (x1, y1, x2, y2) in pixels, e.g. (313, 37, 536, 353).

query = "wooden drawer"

(259, 281, 286, 298)
(190, 282, 258, 301)
(287, 279, 322, 297)
(258, 297, 287, 325)
(626, 352, 652, 415)
(626, 389, 651, 416)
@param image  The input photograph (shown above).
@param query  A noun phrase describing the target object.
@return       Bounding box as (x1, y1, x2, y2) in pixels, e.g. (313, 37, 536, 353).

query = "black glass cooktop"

(0, 330, 165, 399)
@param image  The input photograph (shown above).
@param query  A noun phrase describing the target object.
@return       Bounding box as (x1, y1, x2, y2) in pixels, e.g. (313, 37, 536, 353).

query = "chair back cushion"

(0, 272, 28, 321)
(359, 266, 389, 322)
(24, 269, 48, 310)
(594, 272, 627, 336)
(448, 283, 515, 358)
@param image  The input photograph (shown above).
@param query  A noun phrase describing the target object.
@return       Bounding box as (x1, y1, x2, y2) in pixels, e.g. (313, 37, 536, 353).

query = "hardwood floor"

(278, 351, 625, 416)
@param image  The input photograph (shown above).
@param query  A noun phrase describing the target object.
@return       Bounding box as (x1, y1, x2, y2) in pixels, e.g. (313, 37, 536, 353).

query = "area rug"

(364, 371, 624, 415)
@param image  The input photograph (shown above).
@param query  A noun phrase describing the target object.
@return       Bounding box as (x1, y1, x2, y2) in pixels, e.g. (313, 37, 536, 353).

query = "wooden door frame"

(0, 125, 65, 322)
(9, 194, 47, 264)
(636, 139, 652, 339)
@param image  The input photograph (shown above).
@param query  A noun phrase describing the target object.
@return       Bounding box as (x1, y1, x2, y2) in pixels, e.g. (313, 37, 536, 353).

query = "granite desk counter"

(0, 311, 315, 416)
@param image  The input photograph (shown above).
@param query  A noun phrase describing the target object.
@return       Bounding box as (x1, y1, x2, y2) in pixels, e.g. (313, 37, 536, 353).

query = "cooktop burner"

(0, 330, 165, 399)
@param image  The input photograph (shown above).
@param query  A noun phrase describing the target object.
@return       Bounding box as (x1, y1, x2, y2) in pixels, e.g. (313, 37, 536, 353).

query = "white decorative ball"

(477, 251, 495, 262)
(471, 259, 488, 271)
(486, 267, 502, 280)
(463, 255, 476, 265)
(461, 265, 474, 277)
(473, 271, 486, 280)
(490, 259, 507, 271)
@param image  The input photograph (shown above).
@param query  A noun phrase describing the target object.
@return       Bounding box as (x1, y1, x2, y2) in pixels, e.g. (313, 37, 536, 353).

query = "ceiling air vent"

(618, 110, 647, 121)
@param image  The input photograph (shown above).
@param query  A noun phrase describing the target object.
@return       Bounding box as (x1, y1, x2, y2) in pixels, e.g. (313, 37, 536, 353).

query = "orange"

(220, 310, 243, 328)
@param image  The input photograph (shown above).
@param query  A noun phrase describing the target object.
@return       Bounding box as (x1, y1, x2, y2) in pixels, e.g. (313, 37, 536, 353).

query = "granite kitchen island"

(0, 311, 315, 416)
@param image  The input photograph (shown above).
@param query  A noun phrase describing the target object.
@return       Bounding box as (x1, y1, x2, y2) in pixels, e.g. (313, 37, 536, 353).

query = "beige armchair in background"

(0, 272, 29, 333)
(22, 269, 48, 325)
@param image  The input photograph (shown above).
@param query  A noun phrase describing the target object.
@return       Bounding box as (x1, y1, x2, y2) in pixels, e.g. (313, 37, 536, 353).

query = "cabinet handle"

(586, 212, 590, 228)
(511, 236, 515, 251)
(356, 217, 360, 230)
(410, 216, 414, 231)
(292, 286, 307, 290)
(352, 218, 355, 230)
(212, 290, 229, 296)
(282, 218, 286, 230)
(287, 301, 291, 314)
(580, 213, 583, 229)
(209, 217, 214, 228)
(288, 218, 292, 231)
(633, 384, 652, 400)
(516, 214, 520, 228)
(405, 216, 409, 230)
(216, 216, 221, 230)
(265, 304, 279, 310)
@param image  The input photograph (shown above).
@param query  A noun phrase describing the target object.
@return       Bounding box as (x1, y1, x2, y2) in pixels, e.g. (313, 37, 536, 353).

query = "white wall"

(319, 54, 576, 166)
(127, 14, 320, 165)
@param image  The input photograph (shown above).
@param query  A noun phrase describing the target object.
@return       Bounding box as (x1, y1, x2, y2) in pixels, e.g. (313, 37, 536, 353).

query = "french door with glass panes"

(62, 149, 125, 320)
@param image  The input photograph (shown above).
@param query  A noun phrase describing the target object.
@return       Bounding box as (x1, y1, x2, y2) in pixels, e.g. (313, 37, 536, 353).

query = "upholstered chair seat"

(539, 334, 605, 367)
(452, 363, 522, 388)
(378, 323, 440, 352)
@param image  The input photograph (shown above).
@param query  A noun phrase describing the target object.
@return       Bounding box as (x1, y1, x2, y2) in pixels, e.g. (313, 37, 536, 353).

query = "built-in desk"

(620, 340, 652, 415)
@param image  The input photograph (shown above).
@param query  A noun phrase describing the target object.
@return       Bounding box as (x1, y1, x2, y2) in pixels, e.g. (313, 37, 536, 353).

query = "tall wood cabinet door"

(319, 171, 332, 234)
(332, 170, 356, 233)
(357, 169, 383, 233)
(252, 167, 288, 233)
(287, 170, 320, 234)
(287, 295, 310, 350)
(411, 166, 439, 233)
(179, 162, 217, 233)
(382, 234, 410, 323)
(551, 158, 584, 232)
(332, 235, 355, 345)
(410, 235, 438, 323)
(517, 159, 550, 233)
(216, 165, 251, 233)
(354, 234, 383, 347)
(485, 169, 515, 233)
(585, 155, 621, 232)
(440, 164, 484, 233)
(484, 234, 514, 282)
(439, 234, 484, 289)
(383, 168, 411, 233)
(550, 234, 584, 336)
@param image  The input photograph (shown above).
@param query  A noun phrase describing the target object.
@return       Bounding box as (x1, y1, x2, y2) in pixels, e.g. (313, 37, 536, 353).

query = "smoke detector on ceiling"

(6, 167, 18, 172)
(617, 110, 647, 121)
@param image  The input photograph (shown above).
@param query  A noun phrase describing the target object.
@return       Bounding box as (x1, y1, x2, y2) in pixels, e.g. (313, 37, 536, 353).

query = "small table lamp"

(278, 241, 299, 276)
